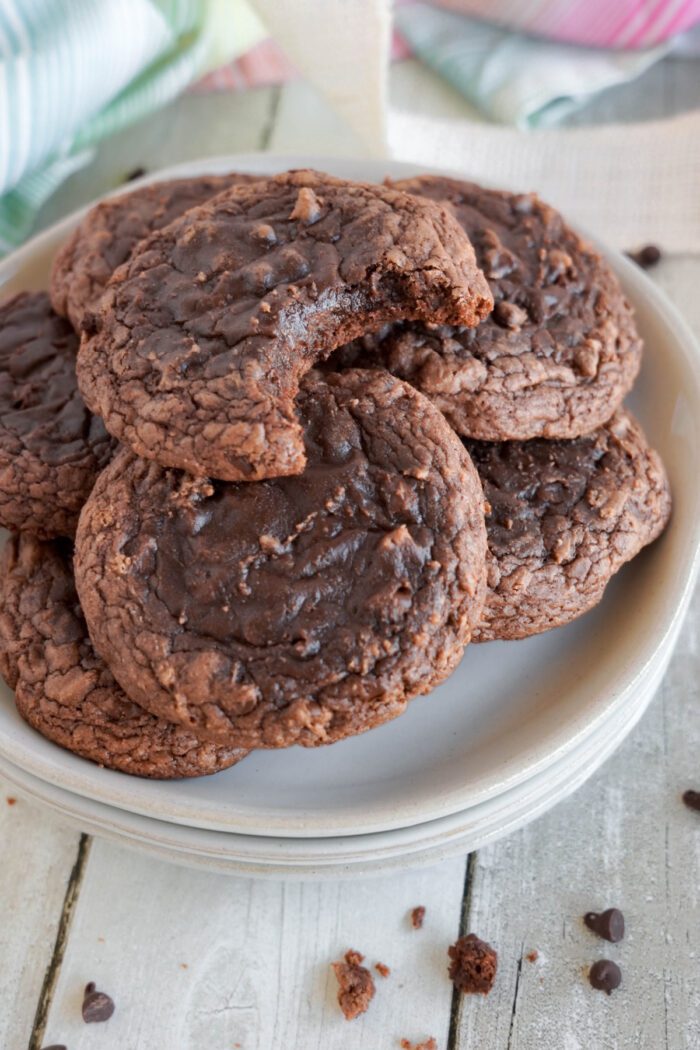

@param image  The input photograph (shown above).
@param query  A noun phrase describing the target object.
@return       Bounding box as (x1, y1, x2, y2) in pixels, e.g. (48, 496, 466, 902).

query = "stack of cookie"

(0, 169, 670, 779)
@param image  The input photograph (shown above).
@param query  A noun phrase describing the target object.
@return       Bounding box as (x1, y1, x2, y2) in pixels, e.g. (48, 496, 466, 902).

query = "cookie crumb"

(448, 933, 497, 995)
(625, 244, 661, 269)
(526, 950, 539, 963)
(40, 1045, 67, 1050)
(588, 959, 622, 995)
(410, 906, 426, 929)
(332, 950, 375, 1020)
(400, 1039, 437, 1050)
(82, 982, 115, 1023)
(180, 963, 189, 969)
(682, 789, 700, 812)
(6, 796, 16, 805)
(375, 961, 391, 978)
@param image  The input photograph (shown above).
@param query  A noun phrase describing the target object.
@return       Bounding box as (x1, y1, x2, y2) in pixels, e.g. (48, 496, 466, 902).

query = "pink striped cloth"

(436, 0, 700, 49)
(192, 0, 700, 95)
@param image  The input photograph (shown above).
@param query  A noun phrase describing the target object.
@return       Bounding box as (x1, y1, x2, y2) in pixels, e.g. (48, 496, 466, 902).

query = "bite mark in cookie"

(77, 169, 492, 481)
(74, 369, 487, 748)
(334, 175, 641, 441)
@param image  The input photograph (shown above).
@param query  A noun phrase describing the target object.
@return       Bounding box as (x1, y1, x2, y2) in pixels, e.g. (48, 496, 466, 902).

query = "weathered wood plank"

(451, 261, 700, 1050)
(452, 583, 699, 1050)
(38, 847, 466, 1049)
(0, 778, 85, 1050)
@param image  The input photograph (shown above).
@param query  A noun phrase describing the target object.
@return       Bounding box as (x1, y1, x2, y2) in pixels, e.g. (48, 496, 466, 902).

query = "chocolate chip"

(410, 905, 426, 929)
(682, 789, 700, 812)
(589, 959, 622, 995)
(124, 166, 147, 182)
(626, 244, 662, 269)
(82, 983, 115, 1023)
(584, 908, 625, 943)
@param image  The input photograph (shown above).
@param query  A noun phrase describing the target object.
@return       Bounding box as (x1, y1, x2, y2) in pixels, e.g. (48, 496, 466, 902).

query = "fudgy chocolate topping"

(467, 411, 671, 641)
(0, 533, 248, 778)
(75, 369, 487, 748)
(50, 174, 258, 330)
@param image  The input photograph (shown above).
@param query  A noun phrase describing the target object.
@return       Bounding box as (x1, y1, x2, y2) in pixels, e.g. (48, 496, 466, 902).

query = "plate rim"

(0, 151, 698, 838)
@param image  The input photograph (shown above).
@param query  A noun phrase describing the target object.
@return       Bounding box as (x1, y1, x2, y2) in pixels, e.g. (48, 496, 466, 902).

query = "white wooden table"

(2, 60, 699, 1050)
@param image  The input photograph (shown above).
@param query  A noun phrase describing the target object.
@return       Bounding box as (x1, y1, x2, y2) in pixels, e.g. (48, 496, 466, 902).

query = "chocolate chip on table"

(626, 244, 662, 269)
(448, 933, 498, 995)
(123, 166, 147, 182)
(589, 959, 622, 995)
(410, 906, 426, 929)
(682, 789, 700, 812)
(584, 908, 625, 943)
(331, 950, 375, 1021)
(82, 981, 115, 1023)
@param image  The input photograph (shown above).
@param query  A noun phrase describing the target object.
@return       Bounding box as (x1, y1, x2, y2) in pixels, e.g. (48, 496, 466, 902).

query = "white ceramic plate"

(0, 154, 698, 839)
(0, 639, 666, 878)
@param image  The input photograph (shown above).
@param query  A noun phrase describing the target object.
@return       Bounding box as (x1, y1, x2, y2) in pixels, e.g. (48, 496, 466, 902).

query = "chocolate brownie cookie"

(468, 411, 671, 641)
(50, 174, 258, 330)
(0, 292, 114, 539)
(75, 369, 487, 748)
(0, 533, 248, 778)
(336, 175, 641, 440)
(77, 169, 493, 481)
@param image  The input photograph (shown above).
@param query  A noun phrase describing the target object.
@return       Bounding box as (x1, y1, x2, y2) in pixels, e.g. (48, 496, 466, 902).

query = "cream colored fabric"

(389, 108, 700, 253)
(250, 0, 391, 155)
(251, 0, 699, 252)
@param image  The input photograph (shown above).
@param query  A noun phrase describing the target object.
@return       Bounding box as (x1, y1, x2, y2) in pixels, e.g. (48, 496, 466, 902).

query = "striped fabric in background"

(0, 0, 213, 253)
(435, 0, 700, 48)
(1, 0, 699, 253)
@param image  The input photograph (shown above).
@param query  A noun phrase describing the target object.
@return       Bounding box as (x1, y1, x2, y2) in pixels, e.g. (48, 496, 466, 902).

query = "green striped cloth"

(0, 0, 223, 254)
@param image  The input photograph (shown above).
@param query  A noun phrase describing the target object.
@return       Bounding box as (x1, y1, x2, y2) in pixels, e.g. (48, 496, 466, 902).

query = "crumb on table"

(331, 949, 375, 1020)
(448, 933, 498, 995)
(410, 906, 426, 929)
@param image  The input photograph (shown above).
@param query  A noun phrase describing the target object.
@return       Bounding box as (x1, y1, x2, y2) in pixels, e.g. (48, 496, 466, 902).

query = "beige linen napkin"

(388, 108, 700, 252)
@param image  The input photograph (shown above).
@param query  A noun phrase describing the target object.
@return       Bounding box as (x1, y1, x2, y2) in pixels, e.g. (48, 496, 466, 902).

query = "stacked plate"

(0, 155, 698, 880)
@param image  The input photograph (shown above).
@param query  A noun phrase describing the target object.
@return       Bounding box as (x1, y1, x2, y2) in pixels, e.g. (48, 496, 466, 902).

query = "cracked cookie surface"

(75, 369, 488, 748)
(334, 175, 641, 440)
(77, 169, 492, 481)
(50, 173, 258, 330)
(0, 533, 248, 778)
(0, 292, 114, 539)
(468, 411, 671, 640)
